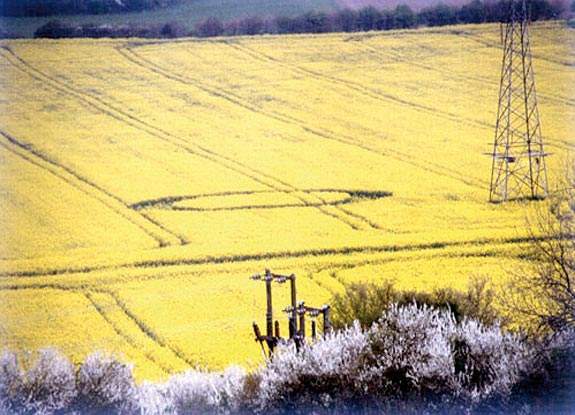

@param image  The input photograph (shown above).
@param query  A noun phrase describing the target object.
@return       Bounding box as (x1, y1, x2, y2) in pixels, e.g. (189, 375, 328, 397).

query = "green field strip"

(0, 236, 542, 282)
(0, 130, 181, 248)
(87, 290, 195, 373)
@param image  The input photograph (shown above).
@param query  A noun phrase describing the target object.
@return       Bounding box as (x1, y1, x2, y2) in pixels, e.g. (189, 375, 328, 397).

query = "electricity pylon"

(489, 0, 549, 202)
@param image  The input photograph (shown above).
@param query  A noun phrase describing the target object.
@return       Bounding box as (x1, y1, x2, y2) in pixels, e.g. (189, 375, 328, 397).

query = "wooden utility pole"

(251, 269, 330, 359)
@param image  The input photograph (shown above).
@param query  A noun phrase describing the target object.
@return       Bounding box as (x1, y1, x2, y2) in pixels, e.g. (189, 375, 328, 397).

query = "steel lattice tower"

(489, 0, 549, 202)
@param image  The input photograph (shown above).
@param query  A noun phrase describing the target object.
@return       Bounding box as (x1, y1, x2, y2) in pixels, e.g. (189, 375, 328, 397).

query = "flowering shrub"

(253, 303, 540, 413)
(1, 304, 570, 414)
(362, 303, 456, 397)
(76, 351, 136, 414)
(141, 366, 246, 414)
(0, 351, 22, 414)
(256, 322, 368, 412)
(0, 348, 78, 415)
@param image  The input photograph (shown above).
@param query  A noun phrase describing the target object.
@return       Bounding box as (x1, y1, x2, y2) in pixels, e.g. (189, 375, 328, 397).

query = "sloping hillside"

(0, 22, 573, 380)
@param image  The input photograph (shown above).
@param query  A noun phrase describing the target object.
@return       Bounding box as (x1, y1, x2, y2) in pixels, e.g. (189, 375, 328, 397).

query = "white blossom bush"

(362, 303, 457, 397)
(450, 318, 534, 402)
(252, 303, 540, 413)
(76, 351, 137, 414)
(137, 366, 246, 415)
(256, 322, 368, 411)
(19, 348, 77, 414)
(0, 303, 560, 414)
(135, 381, 175, 415)
(0, 351, 23, 414)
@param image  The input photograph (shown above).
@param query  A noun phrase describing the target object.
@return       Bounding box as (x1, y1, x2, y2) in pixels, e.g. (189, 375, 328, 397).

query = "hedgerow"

(2, 303, 572, 414)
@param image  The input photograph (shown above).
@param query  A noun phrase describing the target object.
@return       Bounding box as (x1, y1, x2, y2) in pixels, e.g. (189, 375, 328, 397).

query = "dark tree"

(419, 4, 459, 26)
(274, 16, 297, 34)
(530, 0, 564, 20)
(195, 17, 224, 37)
(393, 5, 416, 29)
(235, 16, 265, 35)
(457, 0, 488, 23)
(34, 20, 76, 38)
(301, 11, 332, 33)
(505, 164, 575, 333)
(334, 8, 359, 32)
(358, 6, 380, 31)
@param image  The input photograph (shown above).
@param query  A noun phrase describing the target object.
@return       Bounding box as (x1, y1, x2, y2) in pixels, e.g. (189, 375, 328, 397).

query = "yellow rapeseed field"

(0, 22, 573, 381)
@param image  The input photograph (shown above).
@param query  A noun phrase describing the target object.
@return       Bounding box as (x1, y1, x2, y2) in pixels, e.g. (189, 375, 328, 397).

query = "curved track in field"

(117, 46, 386, 230)
(130, 189, 392, 211)
(0, 46, 379, 232)
(0, 130, 182, 247)
(120, 43, 488, 191)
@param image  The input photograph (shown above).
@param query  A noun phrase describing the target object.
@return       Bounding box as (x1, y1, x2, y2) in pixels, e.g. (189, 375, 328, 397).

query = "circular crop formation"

(130, 189, 392, 212)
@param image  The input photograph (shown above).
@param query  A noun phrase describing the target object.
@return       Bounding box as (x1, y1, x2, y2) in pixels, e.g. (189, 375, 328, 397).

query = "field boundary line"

(117, 46, 379, 231)
(124, 42, 487, 190)
(1, 44, 370, 231)
(87, 290, 196, 371)
(226, 41, 492, 188)
(0, 236, 543, 280)
(0, 130, 181, 247)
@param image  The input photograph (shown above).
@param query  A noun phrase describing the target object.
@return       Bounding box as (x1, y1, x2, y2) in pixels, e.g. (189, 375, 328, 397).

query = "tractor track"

(455, 30, 575, 70)
(0, 45, 373, 231)
(361, 41, 575, 109)
(88, 289, 197, 369)
(0, 236, 540, 280)
(85, 291, 175, 374)
(118, 46, 381, 230)
(217, 42, 490, 188)
(357, 42, 575, 153)
(0, 47, 188, 246)
(0, 130, 182, 247)
(228, 40, 573, 162)
(121, 44, 487, 191)
(228, 41, 492, 130)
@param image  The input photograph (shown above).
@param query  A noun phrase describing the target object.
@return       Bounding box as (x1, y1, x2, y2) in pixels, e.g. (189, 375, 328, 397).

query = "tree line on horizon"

(28, 0, 569, 39)
(1, 0, 178, 17)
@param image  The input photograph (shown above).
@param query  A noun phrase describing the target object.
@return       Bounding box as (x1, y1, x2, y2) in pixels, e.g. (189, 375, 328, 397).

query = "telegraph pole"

(251, 269, 330, 359)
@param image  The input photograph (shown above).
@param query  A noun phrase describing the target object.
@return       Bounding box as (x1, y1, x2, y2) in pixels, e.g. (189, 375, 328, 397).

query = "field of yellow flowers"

(0, 21, 573, 381)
